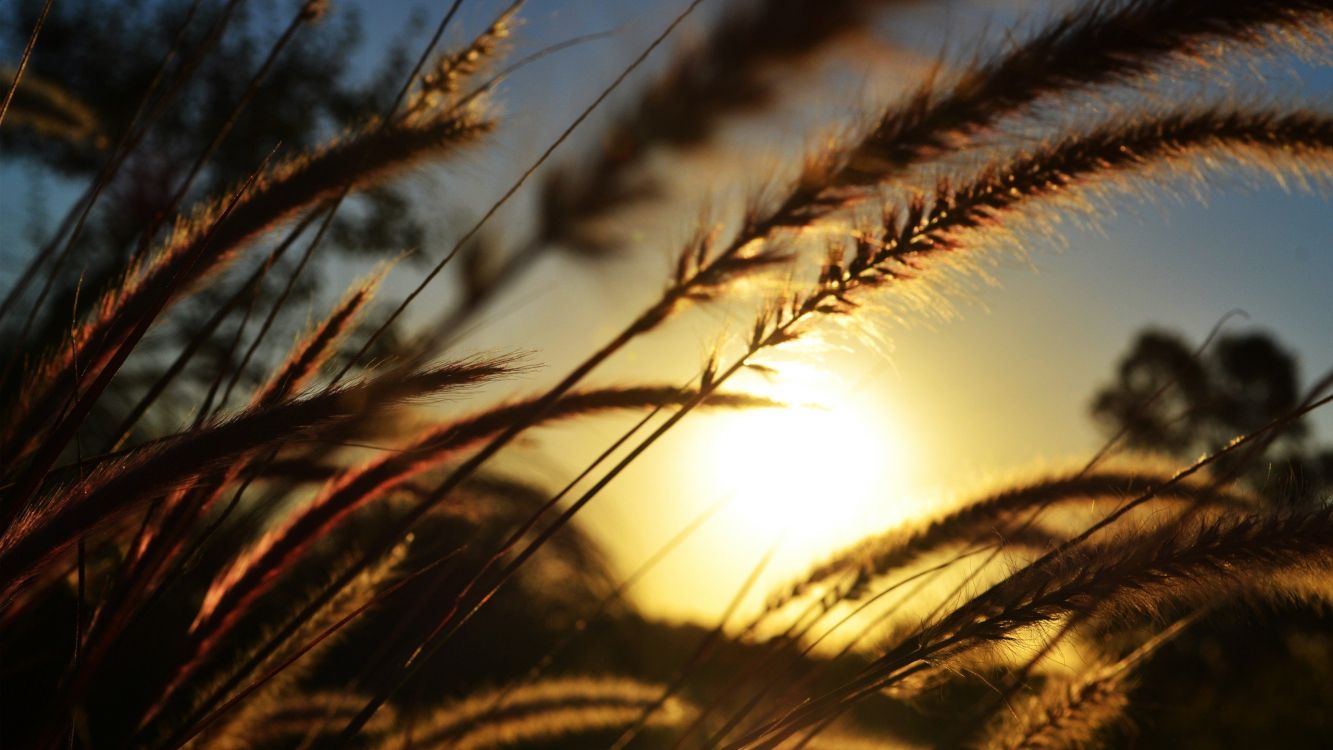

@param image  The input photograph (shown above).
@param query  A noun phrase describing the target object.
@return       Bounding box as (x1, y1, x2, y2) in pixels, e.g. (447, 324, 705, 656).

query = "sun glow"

(693, 369, 915, 577)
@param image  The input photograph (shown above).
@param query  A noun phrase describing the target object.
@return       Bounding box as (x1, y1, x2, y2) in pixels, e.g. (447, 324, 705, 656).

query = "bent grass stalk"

(8, 109, 494, 461)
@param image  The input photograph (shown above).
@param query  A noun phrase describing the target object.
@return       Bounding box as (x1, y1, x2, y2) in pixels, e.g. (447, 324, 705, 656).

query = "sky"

(3, 0, 1330, 624)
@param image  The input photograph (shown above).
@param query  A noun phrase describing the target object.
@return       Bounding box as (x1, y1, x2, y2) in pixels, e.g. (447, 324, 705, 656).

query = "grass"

(1, 0, 1331, 748)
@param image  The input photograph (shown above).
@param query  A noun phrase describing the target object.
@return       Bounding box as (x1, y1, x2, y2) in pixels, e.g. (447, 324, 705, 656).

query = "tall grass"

(1, 1, 1331, 748)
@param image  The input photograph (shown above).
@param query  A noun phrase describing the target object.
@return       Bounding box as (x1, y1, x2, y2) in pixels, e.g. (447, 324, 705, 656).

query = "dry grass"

(1, 1, 1330, 749)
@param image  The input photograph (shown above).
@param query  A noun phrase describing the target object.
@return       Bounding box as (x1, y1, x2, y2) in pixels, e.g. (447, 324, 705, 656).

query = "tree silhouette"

(1092, 327, 1331, 506)
(1, 0, 423, 438)
(2, 0, 419, 256)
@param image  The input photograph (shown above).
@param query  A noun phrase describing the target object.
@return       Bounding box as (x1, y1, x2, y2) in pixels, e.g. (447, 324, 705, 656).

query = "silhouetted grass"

(1, 1, 1330, 748)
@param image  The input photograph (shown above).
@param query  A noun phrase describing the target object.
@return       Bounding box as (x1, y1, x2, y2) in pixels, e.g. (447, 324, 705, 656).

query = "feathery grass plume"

(0, 0, 241, 356)
(384, 676, 693, 750)
(5, 106, 495, 461)
(766, 466, 1259, 616)
(737, 509, 1333, 747)
(2, 162, 276, 520)
(250, 267, 385, 408)
(795, 107, 1333, 330)
(459, 101, 1333, 395)
(85, 212, 324, 456)
(118, 269, 385, 594)
(985, 669, 1130, 750)
(405, 1, 519, 118)
(604, 103, 1333, 371)
(837, 0, 1333, 184)
(299, 0, 329, 23)
(149, 267, 387, 523)
(531, 0, 906, 255)
(161, 385, 775, 729)
(0, 66, 103, 146)
(0, 0, 52, 130)
(5, 2, 1328, 745)
(176, 544, 408, 750)
(202, 690, 397, 748)
(444, 0, 918, 335)
(155, 543, 444, 750)
(798, 735, 909, 750)
(976, 616, 1197, 750)
(0, 356, 519, 596)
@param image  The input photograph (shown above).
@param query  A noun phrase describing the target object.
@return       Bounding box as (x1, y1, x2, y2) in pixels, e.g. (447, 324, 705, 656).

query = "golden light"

(689, 367, 916, 583)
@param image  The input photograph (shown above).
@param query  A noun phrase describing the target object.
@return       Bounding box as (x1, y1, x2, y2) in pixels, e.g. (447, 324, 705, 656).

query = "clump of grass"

(735, 509, 1333, 747)
(976, 616, 1197, 750)
(1, 1, 1330, 748)
(841, 0, 1333, 180)
(159, 385, 777, 720)
(5, 107, 494, 463)
(175, 545, 410, 748)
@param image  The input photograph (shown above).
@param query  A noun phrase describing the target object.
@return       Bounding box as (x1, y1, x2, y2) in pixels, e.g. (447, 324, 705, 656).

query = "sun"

(600, 363, 922, 622)
(693, 368, 914, 574)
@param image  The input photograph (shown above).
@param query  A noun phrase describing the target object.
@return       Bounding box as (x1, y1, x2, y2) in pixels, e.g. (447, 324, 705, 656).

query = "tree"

(1092, 327, 1332, 506)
